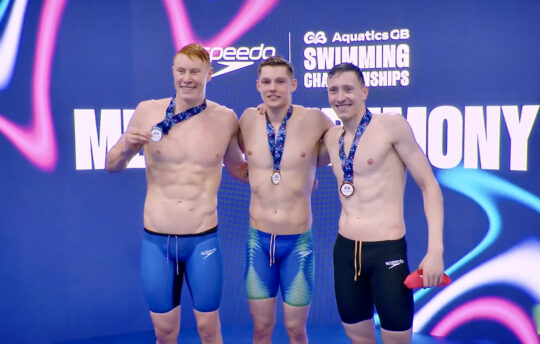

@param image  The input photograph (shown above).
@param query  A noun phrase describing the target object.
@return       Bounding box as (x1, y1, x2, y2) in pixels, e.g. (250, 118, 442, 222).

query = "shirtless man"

(239, 56, 333, 344)
(106, 43, 247, 344)
(323, 63, 444, 344)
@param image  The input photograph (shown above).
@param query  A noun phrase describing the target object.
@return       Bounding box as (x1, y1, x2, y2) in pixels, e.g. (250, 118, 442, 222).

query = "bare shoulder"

(375, 112, 416, 144)
(323, 125, 342, 147)
(129, 98, 169, 128)
(301, 105, 325, 118)
(206, 100, 235, 116)
(239, 106, 259, 126)
(137, 97, 169, 111)
(375, 112, 407, 125)
(206, 100, 238, 123)
(295, 105, 334, 128)
(373, 112, 408, 130)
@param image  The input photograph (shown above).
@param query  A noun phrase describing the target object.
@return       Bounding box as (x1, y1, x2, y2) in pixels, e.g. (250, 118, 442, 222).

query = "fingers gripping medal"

(150, 96, 207, 142)
(266, 106, 293, 185)
(339, 110, 372, 197)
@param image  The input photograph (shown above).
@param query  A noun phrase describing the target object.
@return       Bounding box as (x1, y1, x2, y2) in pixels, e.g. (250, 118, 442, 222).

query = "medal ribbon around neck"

(339, 109, 372, 184)
(154, 96, 207, 135)
(266, 105, 293, 173)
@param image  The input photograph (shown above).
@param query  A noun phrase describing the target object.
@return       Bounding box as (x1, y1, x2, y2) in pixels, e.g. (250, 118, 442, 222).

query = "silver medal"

(150, 126, 163, 142)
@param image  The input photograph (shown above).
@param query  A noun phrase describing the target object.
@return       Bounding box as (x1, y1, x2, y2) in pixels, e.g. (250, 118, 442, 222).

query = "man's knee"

(284, 319, 307, 341)
(153, 319, 179, 343)
(253, 317, 275, 337)
(380, 327, 412, 344)
(154, 327, 178, 344)
(342, 319, 377, 344)
(197, 325, 218, 344)
(195, 310, 221, 343)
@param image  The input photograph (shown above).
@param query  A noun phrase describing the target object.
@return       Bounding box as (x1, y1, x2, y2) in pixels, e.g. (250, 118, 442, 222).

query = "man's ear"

(291, 78, 298, 92)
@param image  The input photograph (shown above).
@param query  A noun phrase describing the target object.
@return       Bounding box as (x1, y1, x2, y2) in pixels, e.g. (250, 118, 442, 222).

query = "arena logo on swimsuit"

(73, 105, 539, 171)
(205, 44, 276, 78)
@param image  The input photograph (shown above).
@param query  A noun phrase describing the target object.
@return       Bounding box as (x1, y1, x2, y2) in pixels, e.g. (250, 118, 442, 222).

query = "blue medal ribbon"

(339, 109, 372, 183)
(266, 105, 293, 172)
(154, 96, 207, 135)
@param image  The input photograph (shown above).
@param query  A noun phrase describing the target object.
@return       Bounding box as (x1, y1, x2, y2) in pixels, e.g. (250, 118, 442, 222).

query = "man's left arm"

(391, 114, 444, 287)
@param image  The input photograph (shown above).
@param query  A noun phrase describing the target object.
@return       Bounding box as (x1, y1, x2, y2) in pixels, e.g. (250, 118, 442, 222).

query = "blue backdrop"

(0, 0, 539, 343)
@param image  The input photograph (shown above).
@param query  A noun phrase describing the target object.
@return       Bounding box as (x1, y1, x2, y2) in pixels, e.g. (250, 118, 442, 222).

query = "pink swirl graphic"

(0, 0, 278, 171)
(431, 297, 540, 344)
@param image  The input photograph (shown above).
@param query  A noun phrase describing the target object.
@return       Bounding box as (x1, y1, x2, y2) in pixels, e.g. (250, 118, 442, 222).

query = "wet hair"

(258, 56, 294, 78)
(328, 63, 365, 86)
(173, 43, 210, 65)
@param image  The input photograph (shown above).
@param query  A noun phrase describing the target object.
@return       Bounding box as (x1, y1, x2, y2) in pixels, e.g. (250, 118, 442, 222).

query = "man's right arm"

(106, 102, 150, 172)
(223, 109, 249, 183)
(316, 109, 335, 167)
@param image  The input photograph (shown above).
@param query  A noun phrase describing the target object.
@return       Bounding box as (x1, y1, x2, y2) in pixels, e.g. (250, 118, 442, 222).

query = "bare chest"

(330, 128, 395, 178)
(145, 116, 231, 167)
(243, 120, 319, 170)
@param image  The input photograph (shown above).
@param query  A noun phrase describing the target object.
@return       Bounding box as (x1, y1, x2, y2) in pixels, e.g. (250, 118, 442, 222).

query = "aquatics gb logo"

(303, 31, 327, 45)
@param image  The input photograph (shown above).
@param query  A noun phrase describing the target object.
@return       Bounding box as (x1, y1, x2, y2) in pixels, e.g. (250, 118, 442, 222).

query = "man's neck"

(265, 102, 291, 125)
(342, 107, 367, 135)
(175, 95, 205, 113)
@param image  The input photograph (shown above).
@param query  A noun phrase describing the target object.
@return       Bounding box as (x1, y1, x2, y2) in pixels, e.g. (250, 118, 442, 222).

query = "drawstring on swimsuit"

(165, 235, 180, 275)
(354, 240, 362, 281)
(269, 234, 277, 266)
(166, 235, 170, 270)
(175, 236, 179, 275)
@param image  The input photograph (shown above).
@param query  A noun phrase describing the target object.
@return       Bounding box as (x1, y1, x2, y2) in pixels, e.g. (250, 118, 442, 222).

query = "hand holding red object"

(404, 269, 451, 289)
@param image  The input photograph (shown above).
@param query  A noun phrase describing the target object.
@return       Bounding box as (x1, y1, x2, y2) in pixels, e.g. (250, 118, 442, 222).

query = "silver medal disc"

(340, 182, 354, 197)
(150, 126, 163, 142)
(271, 171, 281, 185)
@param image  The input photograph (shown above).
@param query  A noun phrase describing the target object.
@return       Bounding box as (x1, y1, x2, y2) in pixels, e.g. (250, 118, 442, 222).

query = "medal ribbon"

(266, 105, 293, 172)
(154, 96, 207, 135)
(339, 109, 372, 183)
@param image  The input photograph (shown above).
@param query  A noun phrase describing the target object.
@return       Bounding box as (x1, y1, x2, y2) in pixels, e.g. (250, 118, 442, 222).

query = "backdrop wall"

(0, 1, 539, 343)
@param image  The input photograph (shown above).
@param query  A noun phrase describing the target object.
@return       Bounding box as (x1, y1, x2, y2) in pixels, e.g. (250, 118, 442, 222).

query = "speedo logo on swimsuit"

(201, 248, 217, 259)
(297, 250, 312, 258)
(385, 259, 404, 269)
(205, 44, 277, 78)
